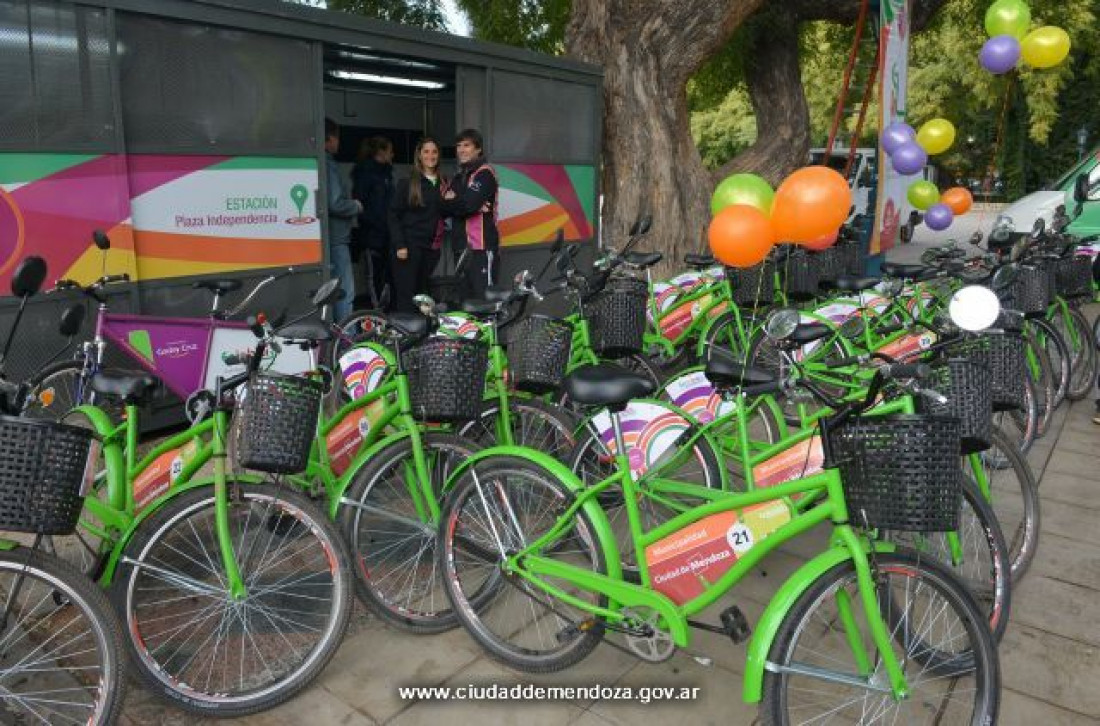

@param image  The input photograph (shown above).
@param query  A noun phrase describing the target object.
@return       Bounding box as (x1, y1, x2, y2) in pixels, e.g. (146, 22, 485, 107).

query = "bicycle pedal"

(719, 605, 751, 645)
(556, 618, 598, 644)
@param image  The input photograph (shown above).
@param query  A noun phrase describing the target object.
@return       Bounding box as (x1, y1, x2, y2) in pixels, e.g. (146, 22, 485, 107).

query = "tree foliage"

(324, 0, 449, 31)
(455, 0, 570, 54)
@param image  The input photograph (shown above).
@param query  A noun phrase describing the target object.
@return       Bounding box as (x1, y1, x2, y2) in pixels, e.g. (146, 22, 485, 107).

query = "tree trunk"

(715, 6, 809, 186)
(566, 0, 766, 266)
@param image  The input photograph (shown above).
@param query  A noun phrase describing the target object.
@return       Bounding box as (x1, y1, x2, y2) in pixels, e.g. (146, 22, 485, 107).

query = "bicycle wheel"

(883, 477, 1011, 644)
(700, 309, 756, 360)
(1030, 318, 1069, 413)
(1053, 306, 1097, 401)
(21, 359, 123, 423)
(991, 375, 1038, 458)
(438, 455, 607, 673)
(974, 427, 1041, 582)
(0, 548, 126, 725)
(1022, 329, 1056, 437)
(760, 549, 1000, 725)
(329, 309, 386, 372)
(110, 483, 352, 717)
(339, 432, 478, 633)
(458, 398, 577, 462)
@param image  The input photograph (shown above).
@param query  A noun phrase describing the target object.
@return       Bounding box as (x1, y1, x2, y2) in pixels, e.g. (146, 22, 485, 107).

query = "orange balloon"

(941, 187, 973, 216)
(802, 231, 838, 250)
(708, 205, 776, 268)
(772, 166, 853, 243)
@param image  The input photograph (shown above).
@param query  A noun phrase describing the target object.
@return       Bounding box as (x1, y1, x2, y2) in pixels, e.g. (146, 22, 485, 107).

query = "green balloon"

(907, 180, 940, 211)
(985, 0, 1031, 41)
(711, 173, 775, 216)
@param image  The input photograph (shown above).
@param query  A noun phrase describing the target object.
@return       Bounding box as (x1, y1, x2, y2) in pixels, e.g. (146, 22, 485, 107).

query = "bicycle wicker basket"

(838, 238, 864, 277)
(509, 315, 573, 394)
(828, 414, 961, 532)
(725, 261, 776, 307)
(925, 358, 993, 455)
(235, 372, 323, 474)
(0, 416, 95, 535)
(404, 336, 489, 422)
(812, 247, 845, 285)
(946, 333, 1027, 412)
(587, 276, 648, 355)
(783, 252, 820, 301)
(1010, 266, 1052, 314)
(1055, 256, 1093, 299)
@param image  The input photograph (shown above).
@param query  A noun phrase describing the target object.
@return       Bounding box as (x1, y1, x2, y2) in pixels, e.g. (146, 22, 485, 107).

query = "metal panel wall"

(0, 0, 114, 151)
(489, 69, 596, 164)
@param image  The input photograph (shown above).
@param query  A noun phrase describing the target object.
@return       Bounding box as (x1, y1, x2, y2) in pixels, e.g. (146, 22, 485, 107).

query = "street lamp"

(1078, 126, 1089, 159)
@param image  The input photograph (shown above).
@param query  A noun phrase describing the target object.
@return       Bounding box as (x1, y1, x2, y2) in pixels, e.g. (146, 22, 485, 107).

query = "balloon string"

(974, 72, 1016, 233)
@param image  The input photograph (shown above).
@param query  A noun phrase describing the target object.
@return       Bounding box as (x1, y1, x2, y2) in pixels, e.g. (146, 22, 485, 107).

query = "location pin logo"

(290, 184, 309, 217)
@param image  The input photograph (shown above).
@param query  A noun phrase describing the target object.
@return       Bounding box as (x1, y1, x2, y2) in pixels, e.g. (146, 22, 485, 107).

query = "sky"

(442, 0, 471, 36)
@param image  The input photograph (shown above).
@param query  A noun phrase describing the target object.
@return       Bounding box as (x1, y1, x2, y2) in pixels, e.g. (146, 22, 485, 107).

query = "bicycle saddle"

(704, 347, 775, 390)
(562, 364, 655, 408)
(461, 299, 502, 318)
(624, 251, 663, 268)
(90, 370, 159, 403)
(684, 253, 716, 268)
(279, 321, 332, 343)
(788, 323, 832, 345)
(881, 262, 928, 279)
(386, 312, 430, 340)
(483, 285, 515, 303)
(834, 276, 881, 293)
(193, 279, 242, 294)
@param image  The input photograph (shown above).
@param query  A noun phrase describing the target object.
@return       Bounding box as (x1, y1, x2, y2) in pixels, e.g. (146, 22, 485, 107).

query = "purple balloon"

(926, 203, 955, 231)
(891, 142, 928, 176)
(980, 35, 1021, 74)
(881, 122, 917, 155)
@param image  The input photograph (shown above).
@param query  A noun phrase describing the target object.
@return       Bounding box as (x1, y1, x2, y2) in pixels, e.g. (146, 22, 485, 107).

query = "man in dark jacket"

(352, 137, 394, 309)
(324, 118, 361, 321)
(440, 129, 500, 299)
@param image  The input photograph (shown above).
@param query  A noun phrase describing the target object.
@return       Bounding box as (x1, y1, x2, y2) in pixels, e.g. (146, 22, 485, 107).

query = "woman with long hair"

(387, 137, 448, 313)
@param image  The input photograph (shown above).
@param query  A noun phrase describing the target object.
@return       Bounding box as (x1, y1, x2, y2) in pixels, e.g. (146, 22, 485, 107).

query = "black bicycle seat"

(789, 323, 832, 345)
(562, 364, 655, 408)
(704, 347, 775, 390)
(483, 285, 515, 303)
(90, 370, 159, 403)
(881, 263, 928, 279)
(684, 253, 716, 268)
(386, 312, 430, 340)
(279, 321, 332, 343)
(461, 299, 502, 318)
(193, 279, 242, 295)
(835, 276, 881, 293)
(624, 251, 663, 268)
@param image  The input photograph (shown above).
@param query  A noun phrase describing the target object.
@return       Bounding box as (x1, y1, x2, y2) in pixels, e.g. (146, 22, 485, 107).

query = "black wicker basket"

(405, 336, 489, 421)
(812, 247, 845, 285)
(0, 416, 95, 535)
(1010, 266, 1052, 313)
(1055, 256, 1093, 299)
(783, 252, 820, 300)
(236, 373, 323, 474)
(828, 414, 962, 532)
(588, 276, 648, 355)
(725, 261, 776, 306)
(509, 315, 573, 394)
(428, 275, 463, 310)
(946, 334, 1027, 412)
(926, 359, 993, 455)
(838, 238, 864, 276)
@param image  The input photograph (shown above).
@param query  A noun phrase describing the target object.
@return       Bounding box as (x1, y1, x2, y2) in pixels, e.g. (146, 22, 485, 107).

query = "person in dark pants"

(388, 138, 448, 313)
(352, 136, 394, 309)
(440, 128, 500, 299)
(324, 118, 361, 321)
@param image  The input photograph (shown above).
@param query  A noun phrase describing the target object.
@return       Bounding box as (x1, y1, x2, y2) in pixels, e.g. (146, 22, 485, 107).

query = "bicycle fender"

(742, 542, 894, 703)
(97, 473, 263, 585)
(442, 446, 623, 584)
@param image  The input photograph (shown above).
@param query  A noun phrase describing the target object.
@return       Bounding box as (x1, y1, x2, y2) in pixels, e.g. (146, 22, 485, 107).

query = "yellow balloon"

(1021, 26, 1072, 69)
(916, 119, 956, 156)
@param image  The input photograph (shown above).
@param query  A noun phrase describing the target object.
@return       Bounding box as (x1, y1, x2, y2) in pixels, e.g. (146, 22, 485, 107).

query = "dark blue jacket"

(352, 159, 394, 252)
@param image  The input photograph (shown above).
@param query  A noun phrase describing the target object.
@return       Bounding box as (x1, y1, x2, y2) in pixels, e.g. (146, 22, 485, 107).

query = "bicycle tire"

(976, 426, 1041, 582)
(21, 358, 113, 422)
(883, 477, 1011, 645)
(1022, 328, 1056, 437)
(438, 455, 607, 673)
(339, 432, 479, 633)
(457, 397, 578, 462)
(991, 375, 1038, 458)
(0, 548, 127, 725)
(110, 483, 353, 717)
(1030, 317, 1070, 412)
(1058, 307, 1097, 401)
(759, 549, 1000, 725)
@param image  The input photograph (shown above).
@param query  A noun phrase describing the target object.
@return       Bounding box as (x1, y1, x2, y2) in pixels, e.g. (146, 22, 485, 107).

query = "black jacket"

(388, 175, 447, 251)
(440, 155, 499, 253)
(352, 158, 394, 251)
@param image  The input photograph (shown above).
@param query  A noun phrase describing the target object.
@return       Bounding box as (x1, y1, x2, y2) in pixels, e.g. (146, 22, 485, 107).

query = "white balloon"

(949, 285, 1001, 332)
